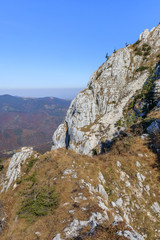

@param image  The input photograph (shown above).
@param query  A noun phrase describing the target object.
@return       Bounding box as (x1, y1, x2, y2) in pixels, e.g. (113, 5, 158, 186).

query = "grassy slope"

(0, 121, 160, 239)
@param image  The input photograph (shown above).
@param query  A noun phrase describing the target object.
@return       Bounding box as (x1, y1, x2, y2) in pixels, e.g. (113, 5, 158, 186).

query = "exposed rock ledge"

(52, 25, 160, 155)
(1, 147, 33, 192)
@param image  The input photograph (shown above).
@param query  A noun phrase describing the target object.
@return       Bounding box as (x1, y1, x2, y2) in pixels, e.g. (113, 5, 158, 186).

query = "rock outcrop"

(1, 147, 33, 192)
(52, 25, 160, 155)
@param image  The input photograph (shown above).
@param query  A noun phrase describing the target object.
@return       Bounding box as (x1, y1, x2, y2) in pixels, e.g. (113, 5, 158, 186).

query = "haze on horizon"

(0, 88, 83, 99)
(0, 0, 160, 95)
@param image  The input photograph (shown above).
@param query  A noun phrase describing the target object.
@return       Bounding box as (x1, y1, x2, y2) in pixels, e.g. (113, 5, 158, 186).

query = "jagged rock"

(52, 25, 160, 155)
(98, 172, 106, 185)
(63, 169, 73, 175)
(136, 161, 141, 168)
(144, 185, 150, 195)
(64, 219, 88, 238)
(139, 29, 150, 40)
(117, 161, 121, 168)
(140, 134, 149, 140)
(136, 172, 145, 182)
(115, 198, 123, 207)
(1, 147, 33, 192)
(151, 202, 160, 214)
(97, 184, 108, 200)
(53, 234, 63, 240)
(126, 180, 131, 187)
(118, 229, 145, 240)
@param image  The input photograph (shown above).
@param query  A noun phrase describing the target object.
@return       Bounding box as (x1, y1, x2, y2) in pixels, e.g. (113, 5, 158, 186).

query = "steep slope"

(0, 95, 70, 157)
(52, 24, 160, 155)
(0, 130, 160, 239)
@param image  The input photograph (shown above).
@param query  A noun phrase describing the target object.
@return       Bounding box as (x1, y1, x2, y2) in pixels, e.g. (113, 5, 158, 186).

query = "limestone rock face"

(52, 25, 160, 155)
(1, 147, 33, 192)
(139, 29, 150, 40)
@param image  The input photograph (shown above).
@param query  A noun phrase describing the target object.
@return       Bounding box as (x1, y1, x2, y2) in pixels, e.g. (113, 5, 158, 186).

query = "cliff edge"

(52, 25, 160, 155)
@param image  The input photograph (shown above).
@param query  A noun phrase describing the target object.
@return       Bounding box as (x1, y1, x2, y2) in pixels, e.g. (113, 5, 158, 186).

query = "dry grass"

(0, 129, 160, 239)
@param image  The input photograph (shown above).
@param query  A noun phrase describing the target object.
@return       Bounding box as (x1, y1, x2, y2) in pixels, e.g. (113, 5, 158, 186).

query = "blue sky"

(0, 0, 160, 92)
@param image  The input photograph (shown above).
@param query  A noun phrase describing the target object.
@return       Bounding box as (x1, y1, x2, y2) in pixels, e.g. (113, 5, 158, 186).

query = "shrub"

(0, 164, 4, 171)
(136, 66, 149, 72)
(136, 49, 143, 56)
(132, 40, 141, 47)
(115, 119, 122, 127)
(18, 185, 59, 222)
(142, 43, 149, 50)
(105, 53, 109, 60)
(143, 51, 150, 56)
(92, 149, 97, 156)
(26, 158, 37, 173)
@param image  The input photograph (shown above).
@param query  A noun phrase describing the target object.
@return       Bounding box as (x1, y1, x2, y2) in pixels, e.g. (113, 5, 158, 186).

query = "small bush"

(136, 66, 149, 72)
(142, 43, 149, 50)
(115, 119, 122, 127)
(18, 185, 59, 222)
(25, 172, 37, 185)
(92, 149, 97, 156)
(132, 40, 141, 47)
(26, 158, 37, 173)
(143, 51, 150, 56)
(136, 49, 143, 56)
(0, 165, 4, 171)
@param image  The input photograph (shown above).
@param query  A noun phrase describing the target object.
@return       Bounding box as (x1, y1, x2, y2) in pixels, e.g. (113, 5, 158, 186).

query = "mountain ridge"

(52, 24, 160, 156)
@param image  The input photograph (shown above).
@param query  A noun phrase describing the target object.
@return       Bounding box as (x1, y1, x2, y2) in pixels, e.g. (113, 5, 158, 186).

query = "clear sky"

(0, 0, 160, 92)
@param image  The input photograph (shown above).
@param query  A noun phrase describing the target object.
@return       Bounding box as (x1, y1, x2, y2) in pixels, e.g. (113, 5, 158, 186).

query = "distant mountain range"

(0, 94, 71, 158)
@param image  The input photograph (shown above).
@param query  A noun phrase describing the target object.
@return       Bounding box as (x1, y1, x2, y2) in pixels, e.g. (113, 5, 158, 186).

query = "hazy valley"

(0, 95, 70, 158)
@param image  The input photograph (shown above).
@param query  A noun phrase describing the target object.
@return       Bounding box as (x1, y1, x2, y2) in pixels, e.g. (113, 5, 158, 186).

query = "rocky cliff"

(52, 24, 160, 155)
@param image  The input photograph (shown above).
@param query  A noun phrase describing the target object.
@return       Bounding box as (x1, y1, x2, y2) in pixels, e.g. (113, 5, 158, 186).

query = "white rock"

(117, 161, 121, 168)
(144, 185, 150, 195)
(98, 172, 106, 185)
(35, 232, 41, 237)
(118, 229, 145, 240)
(52, 34, 150, 155)
(53, 233, 63, 240)
(1, 147, 33, 192)
(139, 29, 150, 40)
(151, 202, 160, 214)
(69, 210, 74, 214)
(136, 172, 145, 182)
(126, 180, 131, 187)
(111, 201, 116, 208)
(136, 161, 141, 168)
(81, 207, 87, 211)
(63, 202, 69, 206)
(64, 219, 88, 238)
(63, 169, 73, 175)
(137, 153, 143, 157)
(97, 184, 108, 200)
(115, 198, 123, 207)
(141, 134, 149, 140)
(72, 172, 78, 178)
